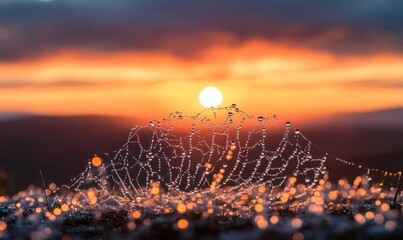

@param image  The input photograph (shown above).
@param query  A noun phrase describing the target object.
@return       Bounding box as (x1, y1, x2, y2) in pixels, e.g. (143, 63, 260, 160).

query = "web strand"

(66, 105, 401, 206)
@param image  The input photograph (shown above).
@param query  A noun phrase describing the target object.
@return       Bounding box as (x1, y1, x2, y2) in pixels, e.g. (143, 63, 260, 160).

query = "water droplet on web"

(73, 107, 339, 207)
(295, 129, 300, 135)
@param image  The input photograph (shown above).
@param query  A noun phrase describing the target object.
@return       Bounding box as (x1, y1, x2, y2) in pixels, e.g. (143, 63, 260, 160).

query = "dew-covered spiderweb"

(65, 105, 402, 208)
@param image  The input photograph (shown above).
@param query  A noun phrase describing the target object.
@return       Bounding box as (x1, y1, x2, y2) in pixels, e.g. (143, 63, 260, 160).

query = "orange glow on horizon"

(1, 39, 403, 124)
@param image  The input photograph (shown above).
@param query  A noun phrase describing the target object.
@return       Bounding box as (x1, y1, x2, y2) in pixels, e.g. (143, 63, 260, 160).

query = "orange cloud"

(1, 39, 403, 124)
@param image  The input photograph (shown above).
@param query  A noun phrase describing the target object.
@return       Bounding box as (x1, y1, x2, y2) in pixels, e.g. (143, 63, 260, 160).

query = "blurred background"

(0, 0, 403, 195)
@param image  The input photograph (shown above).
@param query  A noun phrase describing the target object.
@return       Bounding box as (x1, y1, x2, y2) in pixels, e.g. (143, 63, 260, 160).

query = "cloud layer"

(1, 0, 403, 120)
(0, 0, 402, 61)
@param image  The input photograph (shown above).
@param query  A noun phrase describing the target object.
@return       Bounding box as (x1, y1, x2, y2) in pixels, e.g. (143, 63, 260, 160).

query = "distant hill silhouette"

(301, 108, 403, 182)
(329, 107, 403, 127)
(0, 115, 137, 195)
(0, 108, 402, 195)
(0, 112, 37, 122)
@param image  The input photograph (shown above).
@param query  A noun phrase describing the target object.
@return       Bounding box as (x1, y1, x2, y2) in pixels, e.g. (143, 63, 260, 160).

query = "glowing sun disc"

(199, 86, 223, 108)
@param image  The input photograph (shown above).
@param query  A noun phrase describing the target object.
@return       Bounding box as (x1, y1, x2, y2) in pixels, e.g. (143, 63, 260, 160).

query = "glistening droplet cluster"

(67, 105, 401, 206)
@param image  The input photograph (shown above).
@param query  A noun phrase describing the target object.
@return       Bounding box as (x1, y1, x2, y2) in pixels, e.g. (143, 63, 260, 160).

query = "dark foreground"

(0, 179, 402, 240)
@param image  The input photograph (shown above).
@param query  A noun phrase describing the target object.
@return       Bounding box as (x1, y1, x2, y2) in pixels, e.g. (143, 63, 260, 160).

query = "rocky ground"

(0, 177, 402, 240)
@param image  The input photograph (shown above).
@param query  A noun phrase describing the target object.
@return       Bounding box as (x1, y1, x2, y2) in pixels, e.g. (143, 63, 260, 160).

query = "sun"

(199, 86, 223, 108)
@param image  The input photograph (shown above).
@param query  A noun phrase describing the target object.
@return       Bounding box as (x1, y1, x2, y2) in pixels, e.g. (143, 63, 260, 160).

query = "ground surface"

(0, 180, 402, 240)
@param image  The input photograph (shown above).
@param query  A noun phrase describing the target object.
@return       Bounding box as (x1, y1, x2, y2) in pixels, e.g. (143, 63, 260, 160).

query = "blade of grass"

(39, 169, 51, 211)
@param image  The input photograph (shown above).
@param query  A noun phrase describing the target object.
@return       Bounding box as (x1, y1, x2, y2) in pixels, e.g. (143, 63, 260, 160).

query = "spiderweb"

(67, 106, 321, 201)
(66, 105, 401, 206)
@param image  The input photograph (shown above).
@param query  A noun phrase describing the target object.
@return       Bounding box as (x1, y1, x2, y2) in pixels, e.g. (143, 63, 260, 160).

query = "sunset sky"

(1, 0, 403, 123)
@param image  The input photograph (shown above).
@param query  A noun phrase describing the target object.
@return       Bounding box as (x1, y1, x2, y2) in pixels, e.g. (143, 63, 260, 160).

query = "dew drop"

(305, 177, 311, 183)
(228, 112, 233, 117)
(149, 121, 154, 127)
(235, 108, 240, 112)
(295, 129, 300, 134)
(258, 116, 264, 122)
(231, 104, 236, 108)
(178, 115, 183, 120)
(286, 122, 291, 128)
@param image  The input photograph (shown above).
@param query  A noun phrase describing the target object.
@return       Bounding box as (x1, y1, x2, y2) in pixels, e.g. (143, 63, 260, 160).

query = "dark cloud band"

(0, 0, 402, 61)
